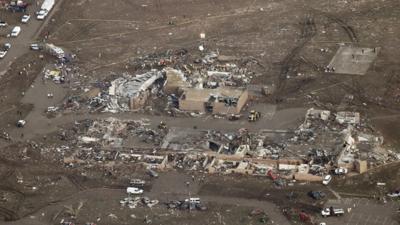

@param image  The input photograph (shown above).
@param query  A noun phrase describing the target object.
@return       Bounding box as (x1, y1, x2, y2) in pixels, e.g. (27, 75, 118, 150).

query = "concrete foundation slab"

(327, 46, 379, 75)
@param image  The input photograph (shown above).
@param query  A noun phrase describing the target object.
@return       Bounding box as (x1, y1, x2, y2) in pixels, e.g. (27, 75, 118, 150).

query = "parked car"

(0, 43, 10, 59)
(228, 114, 241, 121)
(387, 190, 400, 198)
(322, 175, 332, 185)
(0, 50, 7, 59)
(308, 191, 326, 200)
(21, 15, 31, 23)
(321, 207, 344, 217)
(10, 26, 21, 37)
(47, 106, 58, 112)
(126, 187, 144, 195)
(0, 21, 7, 27)
(129, 179, 146, 186)
(16, 120, 26, 127)
(334, 167, 348, 175)
(3, 43, 11, 50)
(30, 43, 42, 51)
(185, 197, 201, 204)
(147, 169, 159, 178)
(36, 9, 49, 20)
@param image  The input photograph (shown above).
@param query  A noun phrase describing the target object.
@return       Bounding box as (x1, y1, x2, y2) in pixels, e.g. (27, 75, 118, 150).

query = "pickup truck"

(321, 207, 344, 217)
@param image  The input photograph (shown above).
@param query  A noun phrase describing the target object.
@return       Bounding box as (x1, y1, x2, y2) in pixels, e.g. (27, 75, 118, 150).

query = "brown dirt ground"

(1, 0, 400, 224)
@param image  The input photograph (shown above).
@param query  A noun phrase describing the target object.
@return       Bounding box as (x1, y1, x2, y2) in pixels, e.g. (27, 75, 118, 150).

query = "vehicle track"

(68, 21, 98, 42)
(0, 206, 19, 221)
(0, 169, 14, 181)
(311, 9, 358, 43)
(277, 14, 317, 95)
(66, 175, 87, 191)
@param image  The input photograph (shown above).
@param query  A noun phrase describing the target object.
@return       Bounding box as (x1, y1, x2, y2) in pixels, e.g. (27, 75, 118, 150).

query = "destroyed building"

(179, 87, 248, 114)
(107, 70, 164, 111)
(163, 68, 190, 94)
(44, 43, 65, 59)
(336, 111, 360, 125)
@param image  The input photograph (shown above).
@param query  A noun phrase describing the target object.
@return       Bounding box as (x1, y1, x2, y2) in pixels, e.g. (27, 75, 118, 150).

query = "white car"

(387, 191, 400, 198)
(0, 21, 7, 27)
(0, 50, 7, 59)
(36, 9, 48, 20)
(21, 15, 31, 23)
(10, 26, 21, 37)
(126, 187, 143, 195)
(322, 175, 332, 185)
(17, 120, 26, 127)
(334, 168, 348, 175)
(30, 43, 41, 50)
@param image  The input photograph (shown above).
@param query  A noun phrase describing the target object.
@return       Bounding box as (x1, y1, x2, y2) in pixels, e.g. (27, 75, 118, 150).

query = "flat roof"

(181, 87, 244, 102)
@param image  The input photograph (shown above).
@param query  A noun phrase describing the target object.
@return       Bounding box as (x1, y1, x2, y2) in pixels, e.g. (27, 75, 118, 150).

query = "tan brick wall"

(236, 90, 249, 113)
(179, 99, 205, 113)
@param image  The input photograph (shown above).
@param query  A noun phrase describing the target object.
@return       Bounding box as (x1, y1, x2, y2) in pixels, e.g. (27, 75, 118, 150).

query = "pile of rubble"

(71, 48, 264, 115)
(79, 118, 164, 148)
(32, 105, 396, 183)
(120, 196, 159, 209)
(166, 198, 207, 211)
(104, 70, 165, 112)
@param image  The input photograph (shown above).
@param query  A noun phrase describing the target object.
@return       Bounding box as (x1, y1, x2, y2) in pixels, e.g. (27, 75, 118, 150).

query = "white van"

(11, 26, 21, 37)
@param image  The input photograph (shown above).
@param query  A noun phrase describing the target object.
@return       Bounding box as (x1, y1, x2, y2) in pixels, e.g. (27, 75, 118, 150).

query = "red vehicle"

(267, 170, 278, 180)
(7, 1, 28, 12)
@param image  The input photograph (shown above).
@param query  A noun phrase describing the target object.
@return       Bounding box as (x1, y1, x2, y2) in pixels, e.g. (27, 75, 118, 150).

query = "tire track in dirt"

(0, 206, 19, 221)
(276, 14, 317, 96)
(276, 9, 360, 99)
(312, 9, 358, 43)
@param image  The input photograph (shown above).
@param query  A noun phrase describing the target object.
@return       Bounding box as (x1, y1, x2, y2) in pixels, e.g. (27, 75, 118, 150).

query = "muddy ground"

(0, 0, 400, 224)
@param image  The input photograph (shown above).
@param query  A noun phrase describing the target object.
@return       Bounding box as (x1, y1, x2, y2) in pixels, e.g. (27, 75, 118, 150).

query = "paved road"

(5, 171, 292, 225)
(148, 171, 291, 225)
(0, 0, 61, 77)
(323, 198, 399, 225)
(2, 72, 306, 141)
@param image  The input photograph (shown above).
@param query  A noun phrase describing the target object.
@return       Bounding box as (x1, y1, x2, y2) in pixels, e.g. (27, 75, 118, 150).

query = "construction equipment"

(248, 110, 261, 122)
(158, 121, 167, 129)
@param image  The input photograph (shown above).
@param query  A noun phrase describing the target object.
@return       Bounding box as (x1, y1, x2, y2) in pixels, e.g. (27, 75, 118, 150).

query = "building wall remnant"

(179, 87, 248, 114)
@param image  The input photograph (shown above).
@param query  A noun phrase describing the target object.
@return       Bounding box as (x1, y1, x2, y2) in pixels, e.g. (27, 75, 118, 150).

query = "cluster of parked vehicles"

(321, 167, 349, 185)
(0, 0, 55, 60)
(0, 43, 11, 59)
